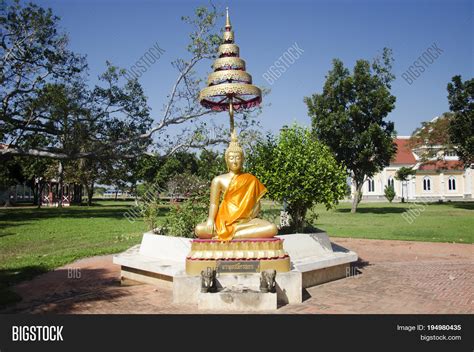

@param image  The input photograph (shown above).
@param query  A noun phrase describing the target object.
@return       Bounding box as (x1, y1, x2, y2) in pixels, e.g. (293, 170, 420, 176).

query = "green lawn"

(0, 200, 472, 307)
(308, 202, 473, 243)
(0, 201, 148, 307)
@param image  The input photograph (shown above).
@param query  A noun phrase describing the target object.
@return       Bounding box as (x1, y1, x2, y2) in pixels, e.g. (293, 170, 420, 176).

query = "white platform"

(279, 233, 358, 276)
(113, 231, 358, 308)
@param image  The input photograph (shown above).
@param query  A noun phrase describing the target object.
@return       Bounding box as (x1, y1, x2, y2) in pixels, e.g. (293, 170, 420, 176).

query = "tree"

(447, 75, 473, 165)
(305, 48, 397, 213)
(1, 3, 257, 160)
(166, 172, 207, 199)
(384, 185, 395, 203)
(136, 151, 198, 188)
(407, 113, 453, 161)
(247, 125, 347, 232)
(395, 166, 416, 202)
(17, 156, 49, 207)
(197, 149, 225, 181)
(1, 0, 86, 151)
(408, 76, 473, 165)
(1, 2, 262, 205)
(0, 156, 25, 206)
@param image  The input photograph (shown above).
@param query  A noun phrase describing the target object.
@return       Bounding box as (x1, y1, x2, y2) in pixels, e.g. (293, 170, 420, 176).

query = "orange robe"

(214, 173, 267, 241)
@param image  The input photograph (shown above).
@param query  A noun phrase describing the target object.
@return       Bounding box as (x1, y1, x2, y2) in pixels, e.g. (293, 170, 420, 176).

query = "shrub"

(384, 185, 396, 203)
(161, 196, 208, 237)
(247, 125, 347, 232)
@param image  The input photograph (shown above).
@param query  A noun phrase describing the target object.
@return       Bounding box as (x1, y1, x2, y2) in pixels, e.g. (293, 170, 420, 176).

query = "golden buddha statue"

(195, 132, 277, 241)
(186, 9, 290, 274)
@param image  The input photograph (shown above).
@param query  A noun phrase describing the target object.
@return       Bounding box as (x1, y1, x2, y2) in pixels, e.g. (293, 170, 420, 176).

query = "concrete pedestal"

(173, 270, 302, 305)
(198, 290, 277, 311)
(113, 231, 358, 310)
(278, 233, 358, 287)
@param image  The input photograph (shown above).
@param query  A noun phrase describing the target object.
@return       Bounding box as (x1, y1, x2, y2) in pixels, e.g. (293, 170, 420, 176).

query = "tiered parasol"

(198, 8, 262, 134)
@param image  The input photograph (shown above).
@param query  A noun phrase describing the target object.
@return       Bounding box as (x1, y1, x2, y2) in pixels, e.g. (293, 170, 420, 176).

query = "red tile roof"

(392, 138, 416, 164)
(418, 160, 464, 171)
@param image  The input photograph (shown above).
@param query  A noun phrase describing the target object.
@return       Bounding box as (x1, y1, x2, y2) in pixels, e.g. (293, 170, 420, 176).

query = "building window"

(448, 176, 456, 191)
(445, 150, 457, 157)
(368, 179, 375, 192)
(423, 177, 431, 191)
(387, 177, 394, 188)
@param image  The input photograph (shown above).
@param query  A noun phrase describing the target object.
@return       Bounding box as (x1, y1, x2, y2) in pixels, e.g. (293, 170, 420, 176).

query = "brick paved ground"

(2, 238, 472, 314)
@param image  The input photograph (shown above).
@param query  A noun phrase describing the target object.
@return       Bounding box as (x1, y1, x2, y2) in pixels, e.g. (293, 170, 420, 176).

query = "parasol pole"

(229, 99, 235, 136)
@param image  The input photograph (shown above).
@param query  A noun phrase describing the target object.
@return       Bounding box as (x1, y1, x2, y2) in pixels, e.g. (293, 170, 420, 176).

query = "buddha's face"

(226, 151, 243, 173)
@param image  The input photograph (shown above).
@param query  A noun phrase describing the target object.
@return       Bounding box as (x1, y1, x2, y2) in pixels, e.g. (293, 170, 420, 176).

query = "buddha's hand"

(205, 218, 215, 234)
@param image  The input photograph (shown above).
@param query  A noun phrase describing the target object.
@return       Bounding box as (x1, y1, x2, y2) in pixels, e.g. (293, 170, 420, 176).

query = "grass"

(308, 201, 474, 243)
(0, 201, 148, 307)
(259, 201, 473, 244)
(0, 200, 472, 308)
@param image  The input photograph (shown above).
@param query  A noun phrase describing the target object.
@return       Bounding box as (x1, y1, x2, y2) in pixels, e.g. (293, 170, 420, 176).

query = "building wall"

(444, 173, 463, 195)
(415, 174, 439, 197)
(360, 165, 412, 200)
(355, 167, 473, 202)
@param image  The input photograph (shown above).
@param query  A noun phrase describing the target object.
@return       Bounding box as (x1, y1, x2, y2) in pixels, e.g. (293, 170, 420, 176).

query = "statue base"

(185, 238, 291, 275)
(113, 231, 358, 309)
(198, 289, 277, 311)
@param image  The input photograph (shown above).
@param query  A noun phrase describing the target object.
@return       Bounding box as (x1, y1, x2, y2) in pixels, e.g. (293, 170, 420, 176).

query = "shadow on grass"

(448, 202, 474, 210)
(0, 205, 170, 223)
(336, 207, 408, 214)
(0, 231, 17, 238)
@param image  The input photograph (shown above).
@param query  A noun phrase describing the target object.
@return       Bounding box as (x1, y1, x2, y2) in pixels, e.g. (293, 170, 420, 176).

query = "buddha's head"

(225, 132, 244, 173)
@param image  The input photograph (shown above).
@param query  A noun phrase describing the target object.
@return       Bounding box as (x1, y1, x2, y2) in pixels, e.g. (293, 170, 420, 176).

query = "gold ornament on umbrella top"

(198, 7, 262, 135)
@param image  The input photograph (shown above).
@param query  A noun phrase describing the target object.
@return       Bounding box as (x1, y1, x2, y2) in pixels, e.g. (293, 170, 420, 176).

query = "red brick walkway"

(2, 238, 473, 314)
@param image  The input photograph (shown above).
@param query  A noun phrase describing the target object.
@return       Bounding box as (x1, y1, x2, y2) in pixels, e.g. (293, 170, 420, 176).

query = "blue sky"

(35, 0, 472, 137)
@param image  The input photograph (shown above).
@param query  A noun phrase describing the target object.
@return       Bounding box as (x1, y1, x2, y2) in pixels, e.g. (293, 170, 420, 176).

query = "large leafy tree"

(1, 2, 258, 160)
(407, 113, 453, 161)
(305, 48, 397, 213)
(247, 125, 347, 232)
(447, 75, 473, 165)
(136, 151, 198, 187)
(197, 149, 225, 181)
(1, 2, 263, 206)
(408, 76, 472, 165)
(0, 0, 86, 150)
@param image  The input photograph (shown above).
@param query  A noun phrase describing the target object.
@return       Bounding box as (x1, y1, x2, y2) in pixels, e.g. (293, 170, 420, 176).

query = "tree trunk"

(73, 184, 82, 204)
(4, 188, 13, 207)
(88, 183, 94, 206)
(35, 181, 45, 208)
(84, 182, 94, 206)
(351, 183, 363, 213)
(33, 181, 39, 207)
(57, 161, 64, 208)
(289, 205, 307, 232)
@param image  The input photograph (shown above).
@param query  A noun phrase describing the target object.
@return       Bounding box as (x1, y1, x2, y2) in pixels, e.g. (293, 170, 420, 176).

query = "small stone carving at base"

(201, 267, 217, 293)
(260, 269, 276, 293)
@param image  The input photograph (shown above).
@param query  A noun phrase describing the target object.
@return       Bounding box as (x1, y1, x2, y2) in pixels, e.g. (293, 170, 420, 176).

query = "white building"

(354, 136, 473, 202)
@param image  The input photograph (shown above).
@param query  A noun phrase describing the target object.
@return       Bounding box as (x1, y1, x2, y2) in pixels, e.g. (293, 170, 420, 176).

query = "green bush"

(384, 185, 396, 203)
(162, 197, 208, 237)
(247, 125, 347, 232)
(141, 174, 210, 237)
(142, 200, 163, 231)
